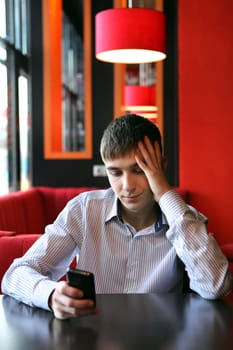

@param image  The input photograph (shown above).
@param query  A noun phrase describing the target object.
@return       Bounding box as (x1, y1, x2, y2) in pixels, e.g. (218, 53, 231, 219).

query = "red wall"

(178, 0, 233, 244)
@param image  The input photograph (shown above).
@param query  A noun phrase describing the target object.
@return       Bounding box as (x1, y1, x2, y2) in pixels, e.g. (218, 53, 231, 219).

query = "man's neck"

(121, 203, 160, 232)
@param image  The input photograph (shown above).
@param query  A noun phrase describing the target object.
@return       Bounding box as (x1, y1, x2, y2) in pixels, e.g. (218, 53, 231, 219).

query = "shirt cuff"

(32, 279, 57, 311)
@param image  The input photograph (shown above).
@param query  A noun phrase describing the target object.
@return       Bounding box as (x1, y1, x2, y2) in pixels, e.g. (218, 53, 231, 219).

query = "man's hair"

(100, 114, 162, 161)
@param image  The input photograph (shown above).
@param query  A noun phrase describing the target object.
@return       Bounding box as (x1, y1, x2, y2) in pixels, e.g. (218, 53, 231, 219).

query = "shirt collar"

(154, 211, 169, 232)
(105, 191, 169, 233)
(105, 192, 119, 222)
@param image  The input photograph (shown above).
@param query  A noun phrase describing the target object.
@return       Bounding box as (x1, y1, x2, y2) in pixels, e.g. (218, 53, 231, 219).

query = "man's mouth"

(122, 193, 141, 201)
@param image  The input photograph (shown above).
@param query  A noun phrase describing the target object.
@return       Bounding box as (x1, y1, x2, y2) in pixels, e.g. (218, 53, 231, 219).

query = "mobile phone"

(66, 268, 96, 306)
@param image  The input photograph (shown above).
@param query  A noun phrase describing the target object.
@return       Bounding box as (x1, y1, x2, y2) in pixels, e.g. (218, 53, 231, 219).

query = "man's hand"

(135, 136, 171, 202)
(49, 281, 98, 319)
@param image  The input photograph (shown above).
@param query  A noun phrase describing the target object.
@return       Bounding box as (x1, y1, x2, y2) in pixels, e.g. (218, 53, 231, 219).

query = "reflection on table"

(1, 293, 233, 350)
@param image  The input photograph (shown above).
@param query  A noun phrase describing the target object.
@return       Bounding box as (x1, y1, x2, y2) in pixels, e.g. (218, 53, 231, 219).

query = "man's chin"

(121, 201, 141, 212)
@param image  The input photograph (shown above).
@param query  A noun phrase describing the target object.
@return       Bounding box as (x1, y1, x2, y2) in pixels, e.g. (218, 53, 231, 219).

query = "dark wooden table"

(1, 293, 233, 350)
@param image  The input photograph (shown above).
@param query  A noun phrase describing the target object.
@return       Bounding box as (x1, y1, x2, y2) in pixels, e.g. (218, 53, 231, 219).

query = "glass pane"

(5, 0, 14, 43)
(21, 0, 29, 54)
(14, 0, 21, 50)
(18, 74, 31, 190)
(0, 61, 9, 194)
(0, 0, 29, 51)
(0, 0, 6, 38)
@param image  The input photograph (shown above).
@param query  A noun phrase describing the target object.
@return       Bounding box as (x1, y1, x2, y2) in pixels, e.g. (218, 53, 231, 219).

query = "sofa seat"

(0, 234, 41, 286)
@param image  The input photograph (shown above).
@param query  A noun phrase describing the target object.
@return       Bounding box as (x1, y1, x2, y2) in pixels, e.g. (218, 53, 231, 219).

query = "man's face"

(104, 152, 155, 214)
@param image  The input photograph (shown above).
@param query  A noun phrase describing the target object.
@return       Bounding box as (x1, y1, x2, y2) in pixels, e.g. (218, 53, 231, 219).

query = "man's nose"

(122, 173, 135, 192)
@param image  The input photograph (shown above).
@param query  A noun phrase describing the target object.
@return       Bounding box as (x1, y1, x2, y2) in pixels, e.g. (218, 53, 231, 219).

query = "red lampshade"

(124, 85, 157, 112)
(95, 8, 166, 64)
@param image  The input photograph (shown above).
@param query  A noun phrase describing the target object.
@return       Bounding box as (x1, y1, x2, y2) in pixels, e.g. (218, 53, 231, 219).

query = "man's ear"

(162, 156, 168, 171)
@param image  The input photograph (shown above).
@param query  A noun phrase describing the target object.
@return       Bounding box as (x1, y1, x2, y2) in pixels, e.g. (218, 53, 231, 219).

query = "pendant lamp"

(95, 8, 166, 64)
(124, 85, 157, 112)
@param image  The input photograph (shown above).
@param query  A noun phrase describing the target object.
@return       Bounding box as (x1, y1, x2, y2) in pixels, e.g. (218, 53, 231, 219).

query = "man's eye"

(133, 167, 144, 174)
(108, 170, 122, 177)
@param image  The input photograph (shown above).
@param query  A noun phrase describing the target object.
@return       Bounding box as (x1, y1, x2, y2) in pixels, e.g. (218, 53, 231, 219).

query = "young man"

(2, 114, 232, 319)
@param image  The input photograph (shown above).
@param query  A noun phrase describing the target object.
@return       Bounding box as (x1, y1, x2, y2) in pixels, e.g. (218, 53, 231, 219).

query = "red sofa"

(0, 186, 188, 292)
(0, 186, 99, 292)
(3, 186, 232, 293)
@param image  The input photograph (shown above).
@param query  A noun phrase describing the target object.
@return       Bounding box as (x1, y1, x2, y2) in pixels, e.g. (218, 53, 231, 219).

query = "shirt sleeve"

(1, 199, 81, 311)
(159, 190, 233, 299)
(1, 254, 58, 311)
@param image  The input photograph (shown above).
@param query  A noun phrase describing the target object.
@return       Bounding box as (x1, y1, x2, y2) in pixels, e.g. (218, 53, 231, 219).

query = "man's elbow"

(192, 270, 233, 300)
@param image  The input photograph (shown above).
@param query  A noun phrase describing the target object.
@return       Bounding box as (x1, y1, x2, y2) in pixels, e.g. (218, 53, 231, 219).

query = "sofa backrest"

(0, 186, 189, 235)
(35, 186, 100, 226)
(0, 189, 45, 234)
(36, 186, 189, 225)
(0, 187, 100, 235)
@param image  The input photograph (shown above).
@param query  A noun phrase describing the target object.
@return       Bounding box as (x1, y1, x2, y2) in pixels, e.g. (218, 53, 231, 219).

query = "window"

(0, 47, 8, 194)
(0, 0, 31, 194)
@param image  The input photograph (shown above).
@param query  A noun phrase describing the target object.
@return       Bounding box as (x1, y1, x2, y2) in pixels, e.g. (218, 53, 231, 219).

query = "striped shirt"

(2, 188, 232, 311)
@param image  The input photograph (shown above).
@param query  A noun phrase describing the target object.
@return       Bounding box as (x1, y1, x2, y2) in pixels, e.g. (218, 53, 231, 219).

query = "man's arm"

(135, 136, 233, 298)
(2, 212, 80, 310)
(160, 190, 233, 299)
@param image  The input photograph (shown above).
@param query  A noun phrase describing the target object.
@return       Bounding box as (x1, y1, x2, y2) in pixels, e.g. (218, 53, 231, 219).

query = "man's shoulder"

(69, 187, 115, 204)
(82, 187, 113, 199)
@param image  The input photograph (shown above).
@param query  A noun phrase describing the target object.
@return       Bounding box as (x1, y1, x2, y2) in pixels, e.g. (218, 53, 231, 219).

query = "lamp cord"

(128, 0, 133, 8)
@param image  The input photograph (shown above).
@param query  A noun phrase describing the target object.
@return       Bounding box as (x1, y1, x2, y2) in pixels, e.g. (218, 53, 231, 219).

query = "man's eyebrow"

(131, 163, 141, 168)
(106, 163, 139, 171)
(106, 166, 121, 171)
